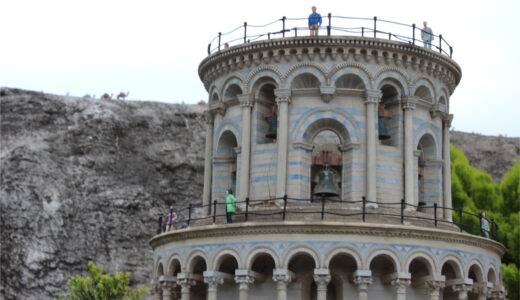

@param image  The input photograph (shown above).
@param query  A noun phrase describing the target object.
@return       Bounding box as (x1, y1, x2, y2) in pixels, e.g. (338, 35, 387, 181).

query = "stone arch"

(467, 259, 485, 283)
(323, 245, 362, 269)
(221, 74, 246, 96)
(487, 264, 498, 284)
(209, 86, 220, 104)
(222, 76, 245, 102)
(284, 63, 327, 89)
(438, 88, 449, 105)
(412, 77, 437, 103)
(365, 247, 402, 272)
(214, 122, 241, 152)
(166, 253, 183, 276)
(245, 66, 282, 91)
(185, 249, 210, 273)
(211, 247, 243, 270)
(439, 254, 464, 278)
(329, 63, 373, 89)
(155, 260, 165, 280)
(245, 245, 281, 269)
(405, 250, 437, 277)
(414, 129, 441, 160)
(374, 68, 410, 96)
(291, 108, 361, 144)
(283, 244, 320, 269)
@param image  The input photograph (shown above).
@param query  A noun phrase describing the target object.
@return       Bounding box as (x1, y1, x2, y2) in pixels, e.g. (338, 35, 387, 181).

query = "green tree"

(59, 261, 147, 300)
(502, 263, 519, 300)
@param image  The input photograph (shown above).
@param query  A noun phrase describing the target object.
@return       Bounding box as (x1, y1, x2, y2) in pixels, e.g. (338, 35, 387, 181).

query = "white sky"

(1, 0, 519, 137)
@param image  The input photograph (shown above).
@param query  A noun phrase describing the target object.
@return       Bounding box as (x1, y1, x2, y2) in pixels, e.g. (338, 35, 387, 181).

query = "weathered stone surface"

(0, 88, 517, 299)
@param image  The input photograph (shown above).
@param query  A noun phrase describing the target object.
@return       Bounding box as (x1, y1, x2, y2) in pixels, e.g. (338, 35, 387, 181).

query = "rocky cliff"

(1, 88, 518, 299)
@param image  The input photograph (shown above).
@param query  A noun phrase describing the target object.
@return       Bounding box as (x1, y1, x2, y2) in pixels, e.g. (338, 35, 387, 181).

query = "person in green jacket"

(226, 189, 236, 224)
(481, 211, 490, 238)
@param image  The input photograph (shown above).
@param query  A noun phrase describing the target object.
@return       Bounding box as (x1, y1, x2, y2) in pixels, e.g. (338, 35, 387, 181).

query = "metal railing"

(157, 195, 497, 241)
(207, 15, 453, 58)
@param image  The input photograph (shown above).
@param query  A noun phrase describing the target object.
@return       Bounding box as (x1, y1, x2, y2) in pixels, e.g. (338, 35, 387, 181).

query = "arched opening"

(190, 257, 207, 300)
(291, 73, 321, 89)
(368, 254, 397, 298)
(311, 129, 342, 202)
(253, 81, 277, 144)
(417, 134, 438, 207)
(439, 96, 447, 105)
(379, 83, 400, 146)
(468, 265, 483, 300)
(216, 255, 239, 298)
(441, 261, 460, 299)
(409, 257, 433, 298)
(215, 130, 238, 197)
(157, 263, 164, 279)
(250, 253, 277, 299)
(168, 259, 182, 298)
(224, 84, 242, 102)
(487, 268, 497, 285)
(329, 253, 358, 299)
(287, 253, 317, 300)
(211, 93, 219, 104)
(415, 86, 433, 103)
(335, 74, 365, 89)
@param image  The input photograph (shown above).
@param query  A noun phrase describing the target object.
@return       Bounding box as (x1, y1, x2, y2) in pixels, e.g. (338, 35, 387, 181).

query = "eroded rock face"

(1, 89, 206, 299)
(1, 88, 518, 299)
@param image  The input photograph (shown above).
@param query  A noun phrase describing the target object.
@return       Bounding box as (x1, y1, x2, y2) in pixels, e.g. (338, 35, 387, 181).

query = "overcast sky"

(1, 0, 519, 137)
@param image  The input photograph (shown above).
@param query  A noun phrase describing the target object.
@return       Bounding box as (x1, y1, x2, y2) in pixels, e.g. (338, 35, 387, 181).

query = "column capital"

(364, 89, 382, 104)
(401, 96, 418, 110)
(353, 270, 373, 291)
(274, 88, 291, 100)
(272, 268, 293, 284)
(320, 86, 336, 103)
(209, 101, 226, 116)
(425, 279, 445, 297)
(472, 281, 489, 296)
(238, 93, 253, 108)
(150, 283, 163, 297)
(442, 114, 454, 128)
(448, 278, 473, 299)
(176, 273, 197, 287)
(313, 268, 331, 287)
(204, 110, 214, 124)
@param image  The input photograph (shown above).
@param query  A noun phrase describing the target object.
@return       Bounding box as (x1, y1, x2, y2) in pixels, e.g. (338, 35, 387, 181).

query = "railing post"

(362, 26, 364, 37)
(401, 199, 405, 224)
(268, 32, 271, 40)
(479, 212, 483, 237)
(245, 197, 249, 221)
(327, 13, 331, 36)
(373, 16, 377, 38)
(295, 27, 298, 37)
(244, 22, 247, 43)
(439, 34, 443, 53)
(282, 195, 287, 220)
(450, 46, 453, 58)
(188, 203, 192, 226)
(157, 215, 163, 234)
(491, 217, 497, 240)
(362, 196, 366, 222)
(321, 195, 325, 220)
(388, 32, 391, 40)
(458, 207, 463, 232)
(412, 24, 416, 45)
(218, 32, 221, 51)
(169, 207, 173, 231)
(282, 16, 286, 37)
(213, 200, 217, 223)
(207, 43, 211, 55)
(434, 203, 438, 228)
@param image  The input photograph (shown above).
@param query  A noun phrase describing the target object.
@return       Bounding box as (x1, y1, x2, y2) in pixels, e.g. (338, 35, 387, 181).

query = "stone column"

(448, 279, 473, 300)
(274, 89, 291, 199)
(364, 90, 381, 204)
(177, 274, 196, 300)
(353, 270, 373, 300)
(402, 97, 417, 208)
(425, 279, 445, 300)
(472, 281, 489, 300)
(313, 268, 331, 300)
(273, 268, 293, 300)
(162, 281, 177, 300)
(391, 274, 411, 300)
(442, 114, 453, 221)
(203, 111, 214, 215)
(238, 94, 253, 202)
(203, 273, 225, 300)
(235, 274, 254, 300)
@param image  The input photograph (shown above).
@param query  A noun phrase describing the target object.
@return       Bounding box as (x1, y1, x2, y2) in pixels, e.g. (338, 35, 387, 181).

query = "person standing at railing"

(226, 189, 236, 224)
(308, 6, 322, 36)
(165, 205, 177, 231)
(481, 211, 490, 238)
(421, 21, 434, 49)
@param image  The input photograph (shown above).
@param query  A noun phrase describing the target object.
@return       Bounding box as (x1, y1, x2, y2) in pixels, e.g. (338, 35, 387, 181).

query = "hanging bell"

(265, 115, 277, 139)
(313, 164, 339, 197)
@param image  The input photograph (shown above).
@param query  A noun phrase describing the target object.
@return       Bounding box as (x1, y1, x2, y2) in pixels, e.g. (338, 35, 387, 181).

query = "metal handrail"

(206, 15, 453, 58)
(158, 195, 497, 241)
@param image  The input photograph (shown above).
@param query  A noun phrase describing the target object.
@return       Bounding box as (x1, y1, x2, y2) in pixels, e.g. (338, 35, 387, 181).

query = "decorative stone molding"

(320, 86, 336, 103)
(176, 273, 197, 294)
(353, 270, 373, 291)
(291, 140, 314, 151)
(364, 89, 382, 105)
(402, 96, 418, 110)
(313, 268, 331, 289)
(274, 88, 291, 104)
(238, 94, 253, 108)
(209, 101, 226, 116)
(339, 142, 361, 153)
(425, 279, 445, 297)
(430, 103, 446, 119)
(272, 268, 293, 284)
(447, 278, 473, 299)
(442, 114, 454, 128)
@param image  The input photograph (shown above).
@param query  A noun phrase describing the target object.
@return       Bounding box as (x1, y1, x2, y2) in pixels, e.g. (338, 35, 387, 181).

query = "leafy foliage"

(450, 145, 519, 300)
(58, 261, 147, 300)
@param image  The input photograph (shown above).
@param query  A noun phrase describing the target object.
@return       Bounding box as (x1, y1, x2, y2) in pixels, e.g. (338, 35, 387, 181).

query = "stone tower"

(150, 17, 506, 300)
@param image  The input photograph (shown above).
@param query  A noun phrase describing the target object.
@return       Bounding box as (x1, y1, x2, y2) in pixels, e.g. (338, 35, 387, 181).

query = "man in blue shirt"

(308, 6, 322, 36)
(421, 21, 434, 49)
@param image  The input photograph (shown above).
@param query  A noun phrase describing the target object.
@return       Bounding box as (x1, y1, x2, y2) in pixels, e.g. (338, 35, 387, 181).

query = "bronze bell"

(265, 115, 277, 139)
(313, 164, 339, 197)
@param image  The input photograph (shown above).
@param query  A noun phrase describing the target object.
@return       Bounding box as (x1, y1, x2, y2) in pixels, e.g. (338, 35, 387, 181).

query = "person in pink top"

(165, 205, 177, 232)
